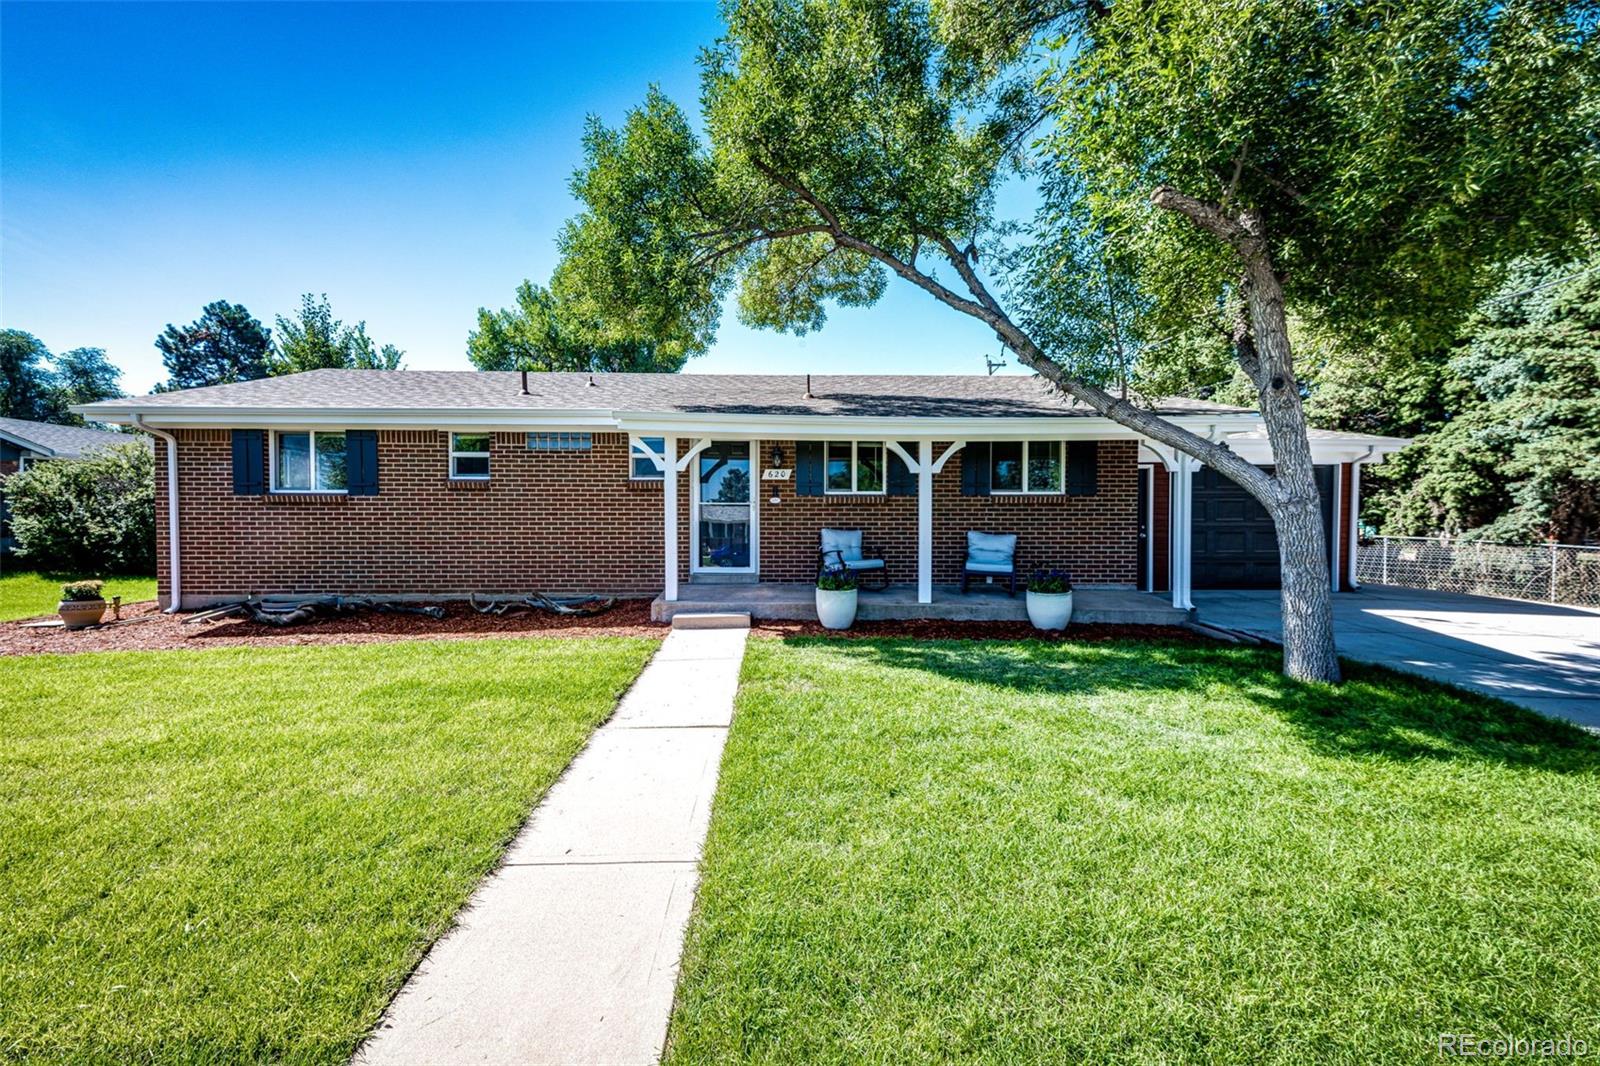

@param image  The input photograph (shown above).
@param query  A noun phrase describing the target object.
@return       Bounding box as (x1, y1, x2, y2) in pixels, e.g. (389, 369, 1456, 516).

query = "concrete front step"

(651, 586, 1191, 626)
(669, 611, 753, 630)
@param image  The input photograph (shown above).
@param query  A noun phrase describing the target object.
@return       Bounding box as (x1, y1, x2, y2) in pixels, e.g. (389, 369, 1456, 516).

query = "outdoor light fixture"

(773, 445, 785, 467)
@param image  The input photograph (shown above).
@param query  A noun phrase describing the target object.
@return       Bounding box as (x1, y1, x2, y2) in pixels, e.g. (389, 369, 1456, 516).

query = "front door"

(692, 440, 756, 573)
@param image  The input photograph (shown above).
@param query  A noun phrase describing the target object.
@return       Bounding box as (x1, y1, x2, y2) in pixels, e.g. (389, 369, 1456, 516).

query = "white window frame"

(269, 429, 349, 494)
(823, 440, 887, 496)
(449, 432, 492, 480)
(991, 440, 1065, 495)
(629, 435, 666, 480)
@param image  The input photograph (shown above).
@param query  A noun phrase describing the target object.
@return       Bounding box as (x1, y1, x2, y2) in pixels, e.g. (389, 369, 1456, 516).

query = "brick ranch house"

(1, 416, 136, 555)
(76, 370, 1408, 615)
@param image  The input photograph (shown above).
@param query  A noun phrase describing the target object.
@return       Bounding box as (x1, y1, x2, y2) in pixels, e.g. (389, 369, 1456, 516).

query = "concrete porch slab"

(650, 583, 1191, 626)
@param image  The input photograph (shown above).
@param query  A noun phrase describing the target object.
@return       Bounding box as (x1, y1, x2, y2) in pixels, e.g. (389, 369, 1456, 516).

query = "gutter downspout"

(132, 415, 182, 613)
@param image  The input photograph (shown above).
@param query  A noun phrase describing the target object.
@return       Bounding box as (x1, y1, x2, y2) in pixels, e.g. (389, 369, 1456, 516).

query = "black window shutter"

(795, 441, 824, 496)
(347, 430, 379, 495)
(1067, 441, 1099, 496)
(886, 442, 916, 496)
(231, 429, 265, 495)
(960, 442, 991, 496)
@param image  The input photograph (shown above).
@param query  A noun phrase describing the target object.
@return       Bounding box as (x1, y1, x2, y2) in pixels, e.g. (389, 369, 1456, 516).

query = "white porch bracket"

(884, 440, 922, 474)
(630, 434, 666, 473)
(674, 437, 712, 472)
(930, 440, 966, 475)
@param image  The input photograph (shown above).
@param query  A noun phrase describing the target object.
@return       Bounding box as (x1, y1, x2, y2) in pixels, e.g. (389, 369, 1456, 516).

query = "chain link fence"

(1356, 536, 1600, 608)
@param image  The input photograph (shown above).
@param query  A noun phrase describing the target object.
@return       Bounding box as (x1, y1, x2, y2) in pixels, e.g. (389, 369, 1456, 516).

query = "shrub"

(5, 441, 155, 572)
(1027, 568, 1073, 594)
(60, 580, 105, 603)
(816, 567, 858, 591)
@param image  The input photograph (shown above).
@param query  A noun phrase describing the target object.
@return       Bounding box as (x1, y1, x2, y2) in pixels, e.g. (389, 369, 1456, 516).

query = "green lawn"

(667, 638, 1600, 1065)
(0, 637, 656, 1062)
(0, 568, 158, 621)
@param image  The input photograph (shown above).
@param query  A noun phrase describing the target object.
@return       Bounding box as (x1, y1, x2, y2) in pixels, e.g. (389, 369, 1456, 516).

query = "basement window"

(991, 441, 1062, 494)
(273, 431, 347, 492)
(450, 433, 491, 479)
(528, 432, 592, 452)
(825, 441, 885, 495)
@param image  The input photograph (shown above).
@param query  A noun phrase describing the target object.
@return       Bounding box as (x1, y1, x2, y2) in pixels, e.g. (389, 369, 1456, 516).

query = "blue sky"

(1, 1, 1005, 395)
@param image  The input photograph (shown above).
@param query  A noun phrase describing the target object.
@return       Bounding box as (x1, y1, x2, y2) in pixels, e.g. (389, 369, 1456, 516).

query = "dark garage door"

(1191, 465, 1333, 589)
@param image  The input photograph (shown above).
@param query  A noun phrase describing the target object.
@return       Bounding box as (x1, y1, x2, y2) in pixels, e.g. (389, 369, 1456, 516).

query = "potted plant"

(58, 580, 108, 629)
(1025, 568, 1074, 631)
(815, 566, 859, 630)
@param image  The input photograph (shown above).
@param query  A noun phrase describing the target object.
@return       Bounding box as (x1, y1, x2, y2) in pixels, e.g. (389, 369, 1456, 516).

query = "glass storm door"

(695, 441, 754, 571)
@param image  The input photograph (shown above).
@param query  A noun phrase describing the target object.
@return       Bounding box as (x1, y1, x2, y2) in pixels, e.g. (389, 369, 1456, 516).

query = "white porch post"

(1348, 461, 1363, 589)
(1171, 455, 1196, 611)
(917, 439, 933, 604)
(663, 435, 679, 602)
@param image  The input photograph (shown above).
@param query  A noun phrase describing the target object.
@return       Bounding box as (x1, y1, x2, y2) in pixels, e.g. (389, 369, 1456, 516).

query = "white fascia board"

(614, 410, 1264, 440)
(70, 406, 621, 432)
(1222, 434, 1411, 466)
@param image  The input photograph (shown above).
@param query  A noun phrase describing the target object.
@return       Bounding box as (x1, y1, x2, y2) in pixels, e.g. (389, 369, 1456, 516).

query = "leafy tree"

(49, 348, 123, 424)
(0, 332, 124, 424)
(4, 441, 155, 572)
(1380, 256, 1600, 544)
(468, 278, 688, 372)
(550, 0, 1598, 680)
(0, 330, 59, 422)
(155, 301, 274, 391)
(273, 294, 404, 374)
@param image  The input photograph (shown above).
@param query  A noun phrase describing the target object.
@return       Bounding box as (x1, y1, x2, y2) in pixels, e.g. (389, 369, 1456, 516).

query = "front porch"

(650, 583, 1191, 625)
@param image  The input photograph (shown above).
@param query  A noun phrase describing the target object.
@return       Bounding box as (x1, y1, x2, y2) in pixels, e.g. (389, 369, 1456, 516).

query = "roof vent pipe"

(588, 373, 597, 387)
(520, 369, 530, 396)
(804, 373, 813, 399)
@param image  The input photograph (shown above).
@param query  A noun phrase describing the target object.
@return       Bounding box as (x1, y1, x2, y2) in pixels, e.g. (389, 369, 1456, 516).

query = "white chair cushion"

(845, 558, 885, 570)
(965, 559, 1014, 574)
(966, 531, 1016, 567)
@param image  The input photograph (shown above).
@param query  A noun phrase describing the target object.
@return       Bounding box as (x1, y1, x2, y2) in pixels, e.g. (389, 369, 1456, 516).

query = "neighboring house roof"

(0, 416, 133, 459)
(75, 369, 1251, 419)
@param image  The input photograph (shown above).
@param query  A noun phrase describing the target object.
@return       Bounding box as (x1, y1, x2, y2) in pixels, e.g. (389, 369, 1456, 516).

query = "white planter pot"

(815, 587, 858, 630)
(1025, 590, 1073, 631)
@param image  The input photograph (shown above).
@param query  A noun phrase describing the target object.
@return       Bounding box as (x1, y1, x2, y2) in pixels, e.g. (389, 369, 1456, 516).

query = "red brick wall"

(157, 430, 1142, 606)
(156, 430, 666, 606)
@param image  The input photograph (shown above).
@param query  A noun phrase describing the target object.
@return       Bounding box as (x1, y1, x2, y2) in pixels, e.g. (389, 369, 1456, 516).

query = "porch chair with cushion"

(962, 531, 1020, 596)
(818, 528, 889, 590)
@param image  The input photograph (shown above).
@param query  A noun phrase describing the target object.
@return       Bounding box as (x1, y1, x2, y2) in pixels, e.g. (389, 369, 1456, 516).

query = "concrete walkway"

(355, 624, 748, 1066)
(1193, 586, 1600, 729)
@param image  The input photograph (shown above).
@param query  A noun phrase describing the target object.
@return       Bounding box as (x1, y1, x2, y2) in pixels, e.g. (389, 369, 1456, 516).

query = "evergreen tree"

(155, 301, 273, 391)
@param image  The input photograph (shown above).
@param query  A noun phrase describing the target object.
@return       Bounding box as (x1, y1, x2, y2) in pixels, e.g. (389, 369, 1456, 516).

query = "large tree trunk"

(1222, 206, 1340, 683)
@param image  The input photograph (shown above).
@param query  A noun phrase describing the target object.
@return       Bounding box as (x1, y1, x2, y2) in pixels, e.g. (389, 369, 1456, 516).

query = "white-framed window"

(449, 432, 491, 479)
(630, 436, 665, 480)
(991, 440, 1063, 494)
(528, 432, 591, 451)
(273, 430, 348, 492)
(825, 440, 885, 495)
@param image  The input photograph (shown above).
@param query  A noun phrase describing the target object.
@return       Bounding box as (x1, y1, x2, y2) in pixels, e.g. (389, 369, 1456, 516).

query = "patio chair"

(962, 531, 1019, 596)
(818, 528, 889, 590)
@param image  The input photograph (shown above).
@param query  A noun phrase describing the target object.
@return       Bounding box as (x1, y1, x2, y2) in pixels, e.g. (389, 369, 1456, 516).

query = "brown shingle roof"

(86, 370, 1253, 419)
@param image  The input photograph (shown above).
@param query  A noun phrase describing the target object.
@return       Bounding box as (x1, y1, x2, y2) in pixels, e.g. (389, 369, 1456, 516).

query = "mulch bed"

(0, 599, 665, 657)
(2, 600, 1213, 657)
(752, 618, 1209, 643)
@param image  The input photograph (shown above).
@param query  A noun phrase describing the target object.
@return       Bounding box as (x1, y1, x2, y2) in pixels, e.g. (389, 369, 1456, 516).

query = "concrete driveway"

(1192, 585, 1600, 729)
